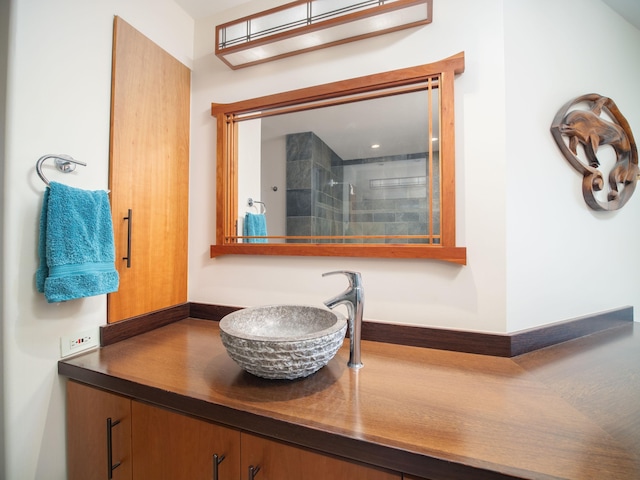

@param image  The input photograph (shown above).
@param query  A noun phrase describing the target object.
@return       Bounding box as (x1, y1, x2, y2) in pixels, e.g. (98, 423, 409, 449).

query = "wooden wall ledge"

(100, 303, 633, 357)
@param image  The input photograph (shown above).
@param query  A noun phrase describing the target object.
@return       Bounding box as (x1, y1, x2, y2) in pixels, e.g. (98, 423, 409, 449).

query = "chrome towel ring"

(36, 154, 87, 186)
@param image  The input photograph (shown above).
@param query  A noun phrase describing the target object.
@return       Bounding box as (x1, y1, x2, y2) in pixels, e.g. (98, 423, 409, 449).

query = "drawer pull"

(213, 453, 225, 480)
(248, 465, 261, 479)
(106, 418, 122, 479)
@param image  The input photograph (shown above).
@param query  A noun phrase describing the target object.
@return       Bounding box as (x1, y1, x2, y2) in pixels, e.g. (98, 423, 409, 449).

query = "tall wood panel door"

(108, 17, 190, 322)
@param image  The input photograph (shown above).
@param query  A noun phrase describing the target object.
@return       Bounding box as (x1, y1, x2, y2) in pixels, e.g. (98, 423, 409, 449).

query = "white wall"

(260, 125, 287, 237)
(0, 0, 9, 475)
(1, 1, 193, 478)
(190, 0, 639, 335)
(503, 0, 640, 330)
(238, 119, 263, 241)
(190, 0, 509, 332)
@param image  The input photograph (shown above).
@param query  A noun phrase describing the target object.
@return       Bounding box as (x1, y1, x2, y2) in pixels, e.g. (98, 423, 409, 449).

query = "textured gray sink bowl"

(219, 305, 347, 380)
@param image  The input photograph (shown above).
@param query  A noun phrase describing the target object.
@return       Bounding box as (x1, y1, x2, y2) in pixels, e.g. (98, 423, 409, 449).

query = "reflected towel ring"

(247, 198, 266, 214)
(36, 154, 87, 186)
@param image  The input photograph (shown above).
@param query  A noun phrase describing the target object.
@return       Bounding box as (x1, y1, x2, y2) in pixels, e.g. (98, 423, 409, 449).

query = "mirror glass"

(211, 53, 467, 263)
(236, 87, 440, 244)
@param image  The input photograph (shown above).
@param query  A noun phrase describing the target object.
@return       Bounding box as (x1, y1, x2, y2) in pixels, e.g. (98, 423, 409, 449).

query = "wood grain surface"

(107, 17, 190, 322)
(60, 319, 640, 479)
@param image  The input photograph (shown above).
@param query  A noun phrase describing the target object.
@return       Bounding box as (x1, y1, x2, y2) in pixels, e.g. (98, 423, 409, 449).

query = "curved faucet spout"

(322, 271, 364, 369)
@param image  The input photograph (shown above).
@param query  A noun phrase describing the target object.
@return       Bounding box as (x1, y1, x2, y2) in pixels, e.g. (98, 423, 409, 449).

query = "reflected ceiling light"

(215, 0, 433, 69)
(371, 143, 381, 149)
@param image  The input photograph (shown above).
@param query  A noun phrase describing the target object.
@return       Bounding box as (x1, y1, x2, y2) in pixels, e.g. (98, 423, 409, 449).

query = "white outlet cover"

(60, 326, 100, 358)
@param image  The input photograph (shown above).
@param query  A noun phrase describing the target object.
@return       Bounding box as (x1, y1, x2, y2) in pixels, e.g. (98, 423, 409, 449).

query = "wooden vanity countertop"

(58, 318, 640, 479)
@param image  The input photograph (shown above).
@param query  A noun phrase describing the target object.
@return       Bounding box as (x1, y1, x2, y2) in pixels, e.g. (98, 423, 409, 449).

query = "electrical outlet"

(60, 327, 100, 358)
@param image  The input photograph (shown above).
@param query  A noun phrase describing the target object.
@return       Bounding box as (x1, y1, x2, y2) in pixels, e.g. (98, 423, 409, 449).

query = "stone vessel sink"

(219, 305, 347, 380)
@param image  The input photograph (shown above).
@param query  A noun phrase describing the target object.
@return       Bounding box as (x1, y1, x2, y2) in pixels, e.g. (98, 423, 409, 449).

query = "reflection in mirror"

(238, 88, 440, 244)
(212, 53, 467, 262)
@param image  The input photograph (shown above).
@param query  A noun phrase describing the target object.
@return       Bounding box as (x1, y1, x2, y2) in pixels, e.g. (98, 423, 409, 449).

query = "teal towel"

(243, 213, 267, 243)
(36, 181, 119, 302)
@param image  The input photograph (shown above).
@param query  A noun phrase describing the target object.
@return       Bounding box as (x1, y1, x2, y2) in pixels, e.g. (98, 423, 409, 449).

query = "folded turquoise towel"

(243, 213, 268, 243)
(36, 181, 119, 302)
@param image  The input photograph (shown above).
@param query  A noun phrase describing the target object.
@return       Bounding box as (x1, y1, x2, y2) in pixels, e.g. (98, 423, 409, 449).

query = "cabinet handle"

(248, 465, 261, 480)
(213, 454, 225, 480)
(122, 209, 132, 268)
(106, 418, 122, 479)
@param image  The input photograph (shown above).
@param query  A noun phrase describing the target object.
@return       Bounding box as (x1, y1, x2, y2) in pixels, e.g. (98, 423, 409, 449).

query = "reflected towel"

(36, 181, 119, 302)
(244, 213, 268, 243)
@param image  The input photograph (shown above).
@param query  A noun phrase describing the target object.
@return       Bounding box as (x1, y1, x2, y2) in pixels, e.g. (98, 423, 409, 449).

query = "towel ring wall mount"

(36, 154, 87, 186)
(247, 197, 266, 214)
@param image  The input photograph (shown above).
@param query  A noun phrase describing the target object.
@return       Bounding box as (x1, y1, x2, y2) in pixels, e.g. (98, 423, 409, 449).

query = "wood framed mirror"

(211, 52, 466, 264)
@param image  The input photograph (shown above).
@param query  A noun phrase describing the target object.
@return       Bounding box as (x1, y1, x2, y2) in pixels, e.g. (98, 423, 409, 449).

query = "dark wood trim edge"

(188, 302, 634, 357)
(363, 306, 634, 357)
(362, 321, 512, 356)
(101, 303, 190, 346)
(102, 302, 634, 357)
(189, 302, 243, 320)
(508, 306, 634, 356)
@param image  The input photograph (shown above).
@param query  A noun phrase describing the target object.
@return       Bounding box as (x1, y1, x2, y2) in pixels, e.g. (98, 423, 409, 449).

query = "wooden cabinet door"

(241, 433, 400, 480)
(67, 381, 132, 480)
(131, 401, 241, 480)
(107, 16, 190, 322)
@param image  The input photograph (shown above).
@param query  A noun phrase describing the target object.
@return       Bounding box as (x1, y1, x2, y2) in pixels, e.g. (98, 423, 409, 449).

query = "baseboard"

(101, 303, 190, 346)
(508, 307, 634, 356)
(102, 302, 634, 357)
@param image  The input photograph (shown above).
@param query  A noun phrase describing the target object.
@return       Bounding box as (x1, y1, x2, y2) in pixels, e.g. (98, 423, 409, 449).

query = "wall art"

(551, 94, 638, 211)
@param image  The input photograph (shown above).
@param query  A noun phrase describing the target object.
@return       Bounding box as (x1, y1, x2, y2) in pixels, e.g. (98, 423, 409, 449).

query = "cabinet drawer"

(67, 381, 132, 480)
(131, 401, 241, 480)
(241, 433, 400, 480)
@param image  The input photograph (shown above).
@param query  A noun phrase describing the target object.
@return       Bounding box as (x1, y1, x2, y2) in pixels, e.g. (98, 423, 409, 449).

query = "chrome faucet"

(322, 271, 364, 369)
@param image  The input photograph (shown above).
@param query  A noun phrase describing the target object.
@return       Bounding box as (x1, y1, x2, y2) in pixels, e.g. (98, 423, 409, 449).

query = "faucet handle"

(322, 270, 362, 287)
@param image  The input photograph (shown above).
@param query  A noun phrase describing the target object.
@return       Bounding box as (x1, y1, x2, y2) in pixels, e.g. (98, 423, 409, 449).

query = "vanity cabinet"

(240, 433, 400, 480)
(66, 381, 132, 480)
(131, 401, 240, 479)
(61, 318, 640, 480)
(67, 381, 240, 480)
(67, 381, 400, 480)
